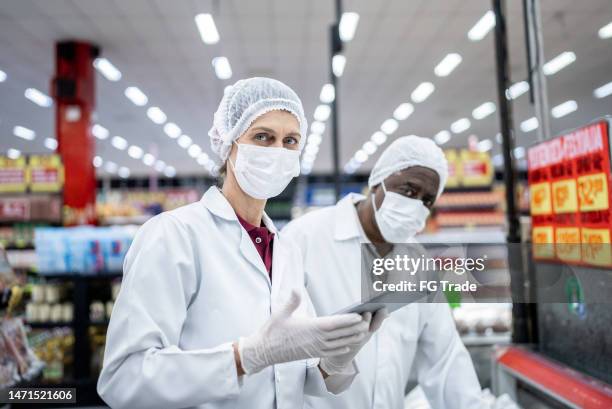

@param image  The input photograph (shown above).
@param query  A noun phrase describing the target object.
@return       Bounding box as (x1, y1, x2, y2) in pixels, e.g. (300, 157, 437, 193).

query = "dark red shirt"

(236, 214, 274, 278)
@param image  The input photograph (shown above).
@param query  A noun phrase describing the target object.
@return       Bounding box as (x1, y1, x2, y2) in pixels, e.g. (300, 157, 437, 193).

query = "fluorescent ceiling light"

(311, 121, 325, 134)
(104, 161, 118, 173)
(128, 145, 144, 159)
(93, 156, 103, 168)
(472, 102, 496, 120)
(314, 104, 331, 122)
(393, 103, 414, 121)
(594, 81, 612, 98)
(363, 141, 377, 155)
(7, 148, 20, 159)
(44, 137, 58, 150)
(197, 153, 209, 166)
(333, 54, 346, 77)
(305, 144, 319, 156)
(92, 124, 109, 140)
(434, 130, 451, 145)
(111, 136, 128, 150)
(13, 125, 36, 140)
(468, 10, 496, 42)
(354, 149, 368, 163)
(307, 133, 322, 146)
(506, 81, 530, 100)
(164, 166, 176, 178)
(142, 153, 155, 166)
(0, 69, 6, 82)
(178, 135, 192, 148)
(380, 118, 399, 135)
(118, 167, 130, 179)
(154, 160, 166, 172)
(551, 100, 577, 118)
(93, 58, 121, 81)
(450, 118, 471, 134)
(194, 13, 220, 44)
(411, 82, 435, 103)
(520, 117, 539, 132)
(434, 53, 462, 77)
(371, 131, 387, 146)
(124, 87, 148, 106)
(514, 146, 526, 159)
(339, 12, 359, 42)
(212, 57, 232, 80)
(477, 139, 493, 152)
(24, 88, 52, 107)
(147, 107, 167, 124)
(320, 84, 335, 103)
(188, 144, 202, 158)
(164, 122, 181, 139)
(599, 21, 612, 39)
(542, 51, 576, 76)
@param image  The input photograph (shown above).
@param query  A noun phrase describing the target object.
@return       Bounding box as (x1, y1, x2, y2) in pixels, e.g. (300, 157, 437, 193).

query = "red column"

(52, 41, 99, 225)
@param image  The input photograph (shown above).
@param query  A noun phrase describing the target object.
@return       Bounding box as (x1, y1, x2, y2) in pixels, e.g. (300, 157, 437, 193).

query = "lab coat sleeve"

(413, 303, 483, 409)
(97, 214, 241, 409)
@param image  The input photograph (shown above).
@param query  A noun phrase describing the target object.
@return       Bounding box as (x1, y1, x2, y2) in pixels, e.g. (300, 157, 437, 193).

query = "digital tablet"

(334, 292, 424, 315)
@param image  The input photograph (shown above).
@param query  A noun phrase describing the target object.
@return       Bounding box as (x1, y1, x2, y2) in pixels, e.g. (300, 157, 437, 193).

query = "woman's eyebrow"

(250, 126, 275, 133)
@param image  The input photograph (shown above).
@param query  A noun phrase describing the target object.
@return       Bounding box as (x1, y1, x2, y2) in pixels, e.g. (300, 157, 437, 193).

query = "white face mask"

(372, 181, 430, 242)
(229, 142, 300, 200)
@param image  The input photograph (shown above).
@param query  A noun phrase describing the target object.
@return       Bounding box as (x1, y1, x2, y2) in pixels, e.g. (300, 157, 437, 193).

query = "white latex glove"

(481, 389, 522, 409)
(238, 290, 370, 374)
(320, 307, 389, 375)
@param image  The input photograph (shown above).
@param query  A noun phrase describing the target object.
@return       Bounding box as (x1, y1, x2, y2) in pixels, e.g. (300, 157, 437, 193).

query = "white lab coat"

(282, 193, 484, 409)
(97, 186, 355, 409)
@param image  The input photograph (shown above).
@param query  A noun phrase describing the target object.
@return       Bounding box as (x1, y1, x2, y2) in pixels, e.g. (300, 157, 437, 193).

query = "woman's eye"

(254, 133, 269, 141)
(284, 136, 298, 145)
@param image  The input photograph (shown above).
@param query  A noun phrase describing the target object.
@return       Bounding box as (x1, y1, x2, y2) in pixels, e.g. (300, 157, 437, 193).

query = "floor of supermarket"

(1, 0, 612, 408)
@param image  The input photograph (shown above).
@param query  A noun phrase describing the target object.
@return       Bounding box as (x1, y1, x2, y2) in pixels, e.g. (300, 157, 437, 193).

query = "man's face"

(373, 166, 440, 210)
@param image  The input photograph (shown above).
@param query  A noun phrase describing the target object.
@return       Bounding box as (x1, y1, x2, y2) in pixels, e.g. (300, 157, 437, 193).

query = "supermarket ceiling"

(0, 0, 611, 177)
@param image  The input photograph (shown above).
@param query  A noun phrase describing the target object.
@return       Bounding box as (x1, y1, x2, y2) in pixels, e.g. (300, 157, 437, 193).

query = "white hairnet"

(208, 77, 307, 174)
(368, 135, 448, 198)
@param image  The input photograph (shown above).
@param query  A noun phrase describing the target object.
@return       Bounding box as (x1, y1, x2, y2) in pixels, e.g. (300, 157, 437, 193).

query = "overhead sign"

(528, 120, 612, 267)
(0, 156, 27, 193)
(444, 149, 494, 188)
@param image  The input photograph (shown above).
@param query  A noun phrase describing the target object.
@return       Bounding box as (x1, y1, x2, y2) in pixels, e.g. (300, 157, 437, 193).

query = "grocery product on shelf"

(34, 226, 137, 274)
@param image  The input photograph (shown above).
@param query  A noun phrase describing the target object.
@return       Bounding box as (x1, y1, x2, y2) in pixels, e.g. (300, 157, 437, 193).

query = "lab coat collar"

(333, 192, 367, 241)
(200, 186, 279, 235)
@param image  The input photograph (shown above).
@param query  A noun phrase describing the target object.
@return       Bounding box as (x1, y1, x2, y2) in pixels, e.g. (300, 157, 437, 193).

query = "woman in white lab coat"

(97, 78, 379, 409)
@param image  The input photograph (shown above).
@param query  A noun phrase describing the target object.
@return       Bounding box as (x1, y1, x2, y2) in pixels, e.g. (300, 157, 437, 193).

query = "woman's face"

(229, 110, 301, 161)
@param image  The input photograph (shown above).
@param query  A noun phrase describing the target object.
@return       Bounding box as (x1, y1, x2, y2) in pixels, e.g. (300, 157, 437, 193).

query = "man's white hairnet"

(368, 135, 448, 198)
(208, 77, 307, 174)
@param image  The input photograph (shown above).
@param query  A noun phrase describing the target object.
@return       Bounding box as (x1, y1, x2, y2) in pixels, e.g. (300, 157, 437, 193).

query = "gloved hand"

(238, 290, 370, 374)
(320, 308, 389, 375)
(481, 389, 522, 409)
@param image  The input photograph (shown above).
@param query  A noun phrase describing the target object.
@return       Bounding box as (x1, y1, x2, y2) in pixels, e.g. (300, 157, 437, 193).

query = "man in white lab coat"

(283, 136, 487, 409)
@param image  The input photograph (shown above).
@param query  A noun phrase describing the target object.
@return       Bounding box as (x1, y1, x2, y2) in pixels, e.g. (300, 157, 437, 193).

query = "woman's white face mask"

(229, 142, 300, 200)
(372, 181, 430, 243)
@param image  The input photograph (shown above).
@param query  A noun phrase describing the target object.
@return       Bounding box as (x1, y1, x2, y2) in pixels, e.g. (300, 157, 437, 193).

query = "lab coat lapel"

(200, 186, 271, 288)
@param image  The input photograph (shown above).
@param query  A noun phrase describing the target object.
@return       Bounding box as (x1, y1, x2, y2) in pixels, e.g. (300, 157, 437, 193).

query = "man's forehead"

(388, 166, 439, 182)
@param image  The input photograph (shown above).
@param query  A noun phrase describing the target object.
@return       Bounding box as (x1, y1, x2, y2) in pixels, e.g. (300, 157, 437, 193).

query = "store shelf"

(35, 272, 123, 280)
(25, 321, 74, 329)
(461, 332, 511, 346)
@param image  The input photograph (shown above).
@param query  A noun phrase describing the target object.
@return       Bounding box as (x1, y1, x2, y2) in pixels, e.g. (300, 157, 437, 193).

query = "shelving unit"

(19, 272, 122, 407)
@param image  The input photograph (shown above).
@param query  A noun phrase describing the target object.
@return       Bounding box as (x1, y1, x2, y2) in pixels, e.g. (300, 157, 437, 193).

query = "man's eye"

(423, 199, 434, 208)
(405, 189, 417, 197)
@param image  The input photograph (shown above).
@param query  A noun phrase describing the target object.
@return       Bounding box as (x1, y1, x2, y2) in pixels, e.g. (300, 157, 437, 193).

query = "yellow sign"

(0, 156, 27, 193)
(533, 226, 554, 258)
(577, 173, 609, 212)
(581, 228, 612, 266)
(444, 150, 460, 188)
(552, 179, 578, 214)
(27, 154, 64, 192)
(459, 150, 493, 187)
(530, 182, 552, 215)
(555, 227, 581, 262)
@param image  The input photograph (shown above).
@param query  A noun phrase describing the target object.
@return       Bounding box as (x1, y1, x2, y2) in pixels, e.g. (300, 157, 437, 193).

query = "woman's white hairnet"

(208, 77, 307, 174)
(368, 135, 449, 198)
